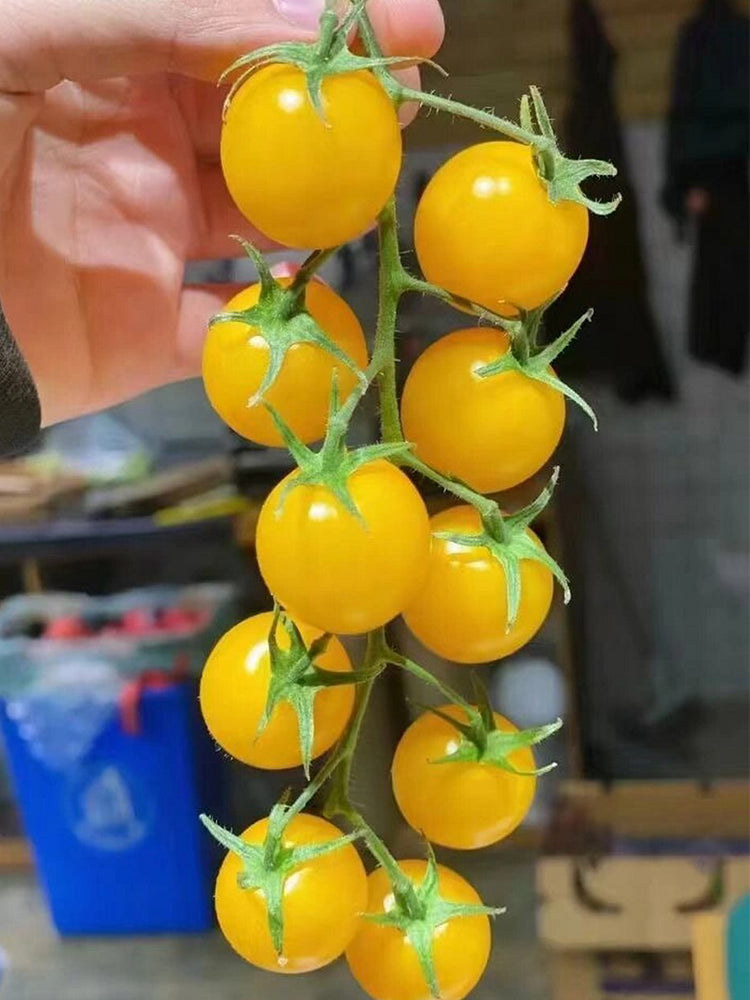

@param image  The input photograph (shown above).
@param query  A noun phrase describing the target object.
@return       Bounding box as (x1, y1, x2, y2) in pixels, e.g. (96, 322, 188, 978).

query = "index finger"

(0, 0, 444, 92)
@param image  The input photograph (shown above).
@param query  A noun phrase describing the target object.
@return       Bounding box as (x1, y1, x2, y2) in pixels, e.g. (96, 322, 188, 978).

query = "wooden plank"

(558, 781, 750, 838)
(692, 913, 729, 1000)
(84, 456, 231, 517)
(550, 953, 600, 1000)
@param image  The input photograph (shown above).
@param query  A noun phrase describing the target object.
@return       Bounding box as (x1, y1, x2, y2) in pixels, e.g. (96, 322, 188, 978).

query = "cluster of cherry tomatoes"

(197, 24, 597, 1000)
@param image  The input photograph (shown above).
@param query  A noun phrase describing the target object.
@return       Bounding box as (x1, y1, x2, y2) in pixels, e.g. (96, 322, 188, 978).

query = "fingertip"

(367, 0, 445, 58)
(392, 66, 422, 126)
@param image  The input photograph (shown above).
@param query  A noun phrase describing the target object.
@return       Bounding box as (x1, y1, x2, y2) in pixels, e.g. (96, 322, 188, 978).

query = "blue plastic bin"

(0, 682, 222, 935)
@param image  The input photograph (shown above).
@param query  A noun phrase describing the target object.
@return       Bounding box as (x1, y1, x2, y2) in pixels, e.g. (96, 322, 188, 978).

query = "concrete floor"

(0, 851, 550, 1000)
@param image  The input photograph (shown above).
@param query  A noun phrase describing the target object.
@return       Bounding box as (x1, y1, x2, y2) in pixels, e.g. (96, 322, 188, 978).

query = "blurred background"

(0, 0, 748, 998)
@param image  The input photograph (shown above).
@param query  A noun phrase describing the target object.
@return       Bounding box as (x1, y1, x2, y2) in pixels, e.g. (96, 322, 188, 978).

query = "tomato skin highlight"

(256, 459, 431, 635)
(401, 327, 566, 493)
(215, 813, 367, 974)
(414, 141, 589, 314)
(202, 277, 367, 447)
(199, 612, 354, 769)
(403, 505, 554, 663)
(392, 705, 537, 849)
(221, 65, 402, 249)
(346, 859, 492, 1000)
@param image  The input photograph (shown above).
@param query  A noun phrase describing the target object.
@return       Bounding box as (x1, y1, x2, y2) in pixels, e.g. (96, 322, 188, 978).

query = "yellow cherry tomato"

(403, 505, 553, 663)
(199, 611, 354, 769)
(221, 65, 402, 248)
(401, 327, 565, 493)
(202, 278, 367, 446)
(392, 705, 537, 849)
(256, 460, 430, 635)
(215, 812, 367, 973)
(346, 859, 492, 1000)
(414, 141, 589, 314)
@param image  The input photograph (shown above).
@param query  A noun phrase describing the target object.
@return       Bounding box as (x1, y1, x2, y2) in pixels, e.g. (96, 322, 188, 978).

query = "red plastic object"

(44, 616, 92, 640)
(119, 656, 190, 735)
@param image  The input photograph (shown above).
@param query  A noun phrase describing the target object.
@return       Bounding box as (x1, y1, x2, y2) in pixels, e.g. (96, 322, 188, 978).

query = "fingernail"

(271, 261, 330, 286)
(272, 0, 327, 31)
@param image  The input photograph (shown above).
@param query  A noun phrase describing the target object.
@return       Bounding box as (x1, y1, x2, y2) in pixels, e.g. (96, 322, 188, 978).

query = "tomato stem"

(320, 628, 388, 820)
(315, 8, 340, 61)
(370, 200, 518, 545)
(357, 7, 542, 147)
(288, 246, 338, 296)
(312, 629, 425, 917)
(370, 198, 408, 443)
(387, 648, 475, 716)
(356, 7, 620, 214)
(322, 678, 377, 821)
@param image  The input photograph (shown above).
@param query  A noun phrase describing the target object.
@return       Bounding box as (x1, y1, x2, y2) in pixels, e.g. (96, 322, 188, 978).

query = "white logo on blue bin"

(66, 763, 153, 851)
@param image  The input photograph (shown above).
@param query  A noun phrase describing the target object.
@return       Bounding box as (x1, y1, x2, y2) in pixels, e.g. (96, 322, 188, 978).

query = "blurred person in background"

(662, 0, 750, 375)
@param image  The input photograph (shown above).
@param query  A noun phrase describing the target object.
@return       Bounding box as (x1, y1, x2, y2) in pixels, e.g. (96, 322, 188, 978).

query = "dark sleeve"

(0, 302, 41, 456)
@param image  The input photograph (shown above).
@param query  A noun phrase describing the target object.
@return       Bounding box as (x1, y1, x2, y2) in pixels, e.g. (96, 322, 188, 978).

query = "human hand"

(0, 0, 444, 426)
(685, 187, 711, 217)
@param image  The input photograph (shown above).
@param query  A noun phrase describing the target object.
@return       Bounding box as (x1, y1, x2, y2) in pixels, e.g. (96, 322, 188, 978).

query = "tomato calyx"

(267, 376, 413, 521)
(208, 238, 365, 407)
(219, 4, 439, 121)
(434, 469, 570, 629)
(200, 806, 359, 958)
(476, 305, 598, 428)
(517, 87, 622, 215)
(424, 678, 562, 776)
(364, 848, 504, 998)
(263, 606, 375, 777)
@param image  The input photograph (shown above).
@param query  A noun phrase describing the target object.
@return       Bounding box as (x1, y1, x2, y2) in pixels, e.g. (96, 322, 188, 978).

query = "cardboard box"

(549, 952, 695, 1000)
(537, 782, 750, 1000)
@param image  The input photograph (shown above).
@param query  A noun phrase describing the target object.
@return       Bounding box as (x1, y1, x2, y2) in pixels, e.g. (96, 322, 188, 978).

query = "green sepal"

(208, 238, 366, 409)
(476, 307, 598, 429)
(267, 376, 413, 523)
(219, 6, 444, 122)
(200, 809, 359, 957)
(470, 671, 498, 732)
(522, 87, 622, 215)
(433, 469, 569, 630)
(503, 466, 560, 533)
(416, 701, 482, 744)
(363, 846, 504, 998)
(298, 665, 383, 688)
(262, 606, 362, 778)
(417, 675, 563, 776)
(430, 711, 563, 776)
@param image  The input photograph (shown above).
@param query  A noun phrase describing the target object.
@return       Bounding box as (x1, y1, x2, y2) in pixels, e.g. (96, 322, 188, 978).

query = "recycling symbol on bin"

(66, 763, 153, 851)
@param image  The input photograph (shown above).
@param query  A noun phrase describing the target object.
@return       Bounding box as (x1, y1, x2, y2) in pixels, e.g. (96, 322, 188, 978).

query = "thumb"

(0, 0, 444, 92)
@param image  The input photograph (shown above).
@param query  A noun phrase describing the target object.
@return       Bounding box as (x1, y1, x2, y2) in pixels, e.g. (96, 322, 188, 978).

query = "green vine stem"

(356, 6, 620, 215)
(320, 628, 388, 821)
(289, 246, 339, 291)
(370, 200, 406, 444)
(355, 11, 534, 146)
(370, 199, 509, 537)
